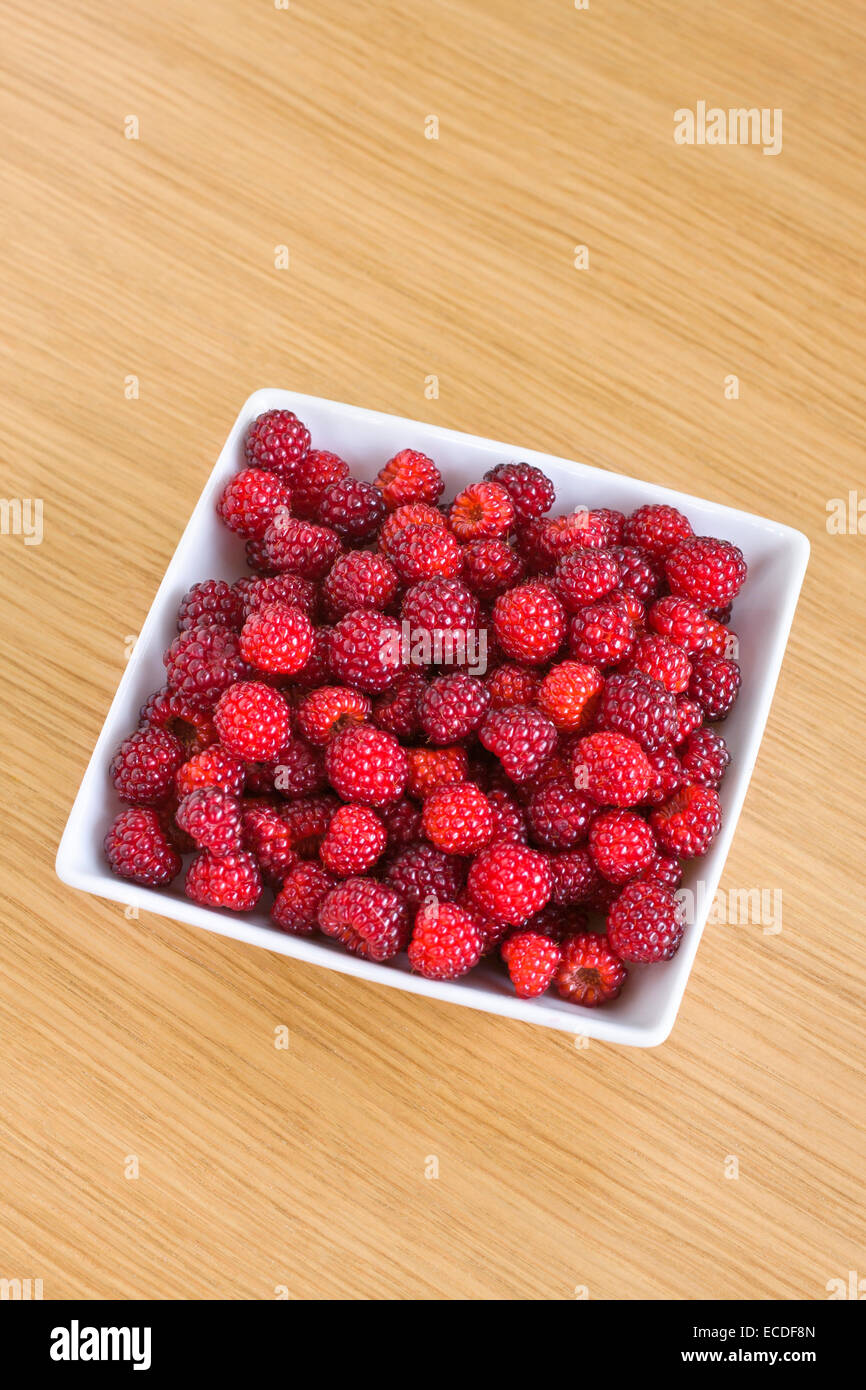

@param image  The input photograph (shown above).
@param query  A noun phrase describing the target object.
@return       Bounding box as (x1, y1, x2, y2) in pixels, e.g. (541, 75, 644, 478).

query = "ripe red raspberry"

(648, 595, 709, 653)
(324, 724, 408, 806)
(589, 808, 655, 884)
(449, 481, 515, 541)
(381, 798, 424, 850)
(484, 461, 555, 521)
(175, 744, 245, 798)
(320, 804, 386, 876)
(524, 904, 579, 941)
(290, 449, 350, 518)
(243, 537, 277, 575)
(297, 686, 371, 745)
(317, 477, 385, 542)
(111, 726, 185, 805)
(568, 600, 634, 667)
(547, 848, 601, 906)
(406, 745, 468, 799)
(679, 727, 730, 787)
(485, 663, 540, 710)
(176, 787, 242, 855)
(239, 602, 314, 675)
(140, 687, 216, 757)
(674, 695, 704, 744)
(688, 653, 741, 720)
(374, 448, 444, 509)
(607, 880, 684, 962)
(214, 681, 292, 761)
(492, 581, 566, 665)
(608, 545, 662, 603)
(596, 671, 678, 752)
(279, 792, 340, 856)
(526, 777, 595, 849)
(572, 731, 653, 806)
(643, 745, 684, 805)
(379, 502, 447, 554)
(164, 625, 248, 706)
(461, 539, 525, 599)
(487, 786, 528, 843)
(553, 548, 621, 611)
(317, 877, 409, 960)
(372, 671, 427, 739)
(418, 673, 490, 744)
(702, 616, 739, 659)
(177, 580, 244, 632)
(400, 576, 480, 637)
(650, 784, 722, 857)
(104, 807, 182, 885)
(408, 899, 484, 980)
(240, 803, 298, 882)
(623, 504, 693, 560)
(515, 517, 556, 574)
(638, 851, 683, 891)
(384, 842, 464, 907)
(388, 523, 463, 582)
(322, 549, 398, 618)
(271, 861, 336, 934)
(263, 515, 342, 580)
(185, 849, 262, 910)
(467, 842, 553, 925)
(273, 736, 327, 797)
(549, 507, 625, 555)
(238, 573, 317, 621)
(243, 408, 310, 480)
(479, 705, 557, 783)
(555, 933, 626, 1005)
(501, 930, 561, 997)
(666, 535, 748, 608)
(536, 660, 603, 732)
(328, 609, 403, 693)
(292, 626, 336, 688)
(216, 469, 291, 540)
(626, 633, 691, 693)
(422, 781, 494, 855)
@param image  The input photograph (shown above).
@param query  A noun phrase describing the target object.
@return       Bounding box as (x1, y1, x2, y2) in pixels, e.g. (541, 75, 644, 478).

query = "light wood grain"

(1, 0, 864, 1300)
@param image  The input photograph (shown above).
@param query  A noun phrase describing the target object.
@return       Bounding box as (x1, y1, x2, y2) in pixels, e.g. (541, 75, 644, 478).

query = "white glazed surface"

(55, 389, 809, 1045)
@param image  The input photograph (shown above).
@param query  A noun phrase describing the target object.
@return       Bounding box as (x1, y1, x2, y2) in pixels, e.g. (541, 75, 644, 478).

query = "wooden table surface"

(1, 0, 864, 1301)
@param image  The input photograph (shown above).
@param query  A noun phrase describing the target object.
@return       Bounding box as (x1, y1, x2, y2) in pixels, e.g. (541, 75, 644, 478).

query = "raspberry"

(555, 933, 626, 1006)
(568, 600, 634, 667)
(643, 746, 684, 805)
(400, 576, 480, 638)
(548, 508, 624, 555)
(548, 849, 601, 906)
(111, 726, 185, 805)
(501, 930, 561, 998)
(638, 850, 683, 891)
(626, 633, 691, 693)
(485, 663, 540, 710)
(322, 549, 398, 618)
(140, 687, 216, 756)
(243, 409, 310, 480)
(650, 784, 722, 857)
(213, 681, 292, 761)
(688, 653, 741, 720)
(384, 842, 464, 907)
(372, 671, 427, 739)
(238, 573, 317, 621)
(263, 515, 342, 580)
(381, 798, 425, 851)
(484, 461, 555, 521)
(297, 686, 371, 745)
(572, 732, 653, 806)
(524, 903, 581, 941)
(418, 673, 490, 744)
(290, 449, 350, 518)
(175, 744, 246, 799)
(461, 539, 525, 599)
(487, 786, 529, 843)
(164, 625, 248, 706)
(607, 881, 684, 962)
(374, 448, 444, 509)
(318, 877, 409, 961)
(320, 804, 386, 876)
(244, 537, 276, 575)
(608, 545, 662, 603)
(185, 849, 262, 911)
(176, 787, 242, 855)
(216, 469, 292, 540)
(405, 899, 482, 980)
(422, 781, 494, 855)
(388, 523, 463, 582)
(273, 736, 327, 797)
(515, 517, 556, 574)
(623, 503, 693, 560)
(666, 536, 748, 608)
(467, 842, 553, 925)
(526, 777, 595, 849)
(272, 861, 336, 934)
(279, 793, 340, 856)
(674, 696, 704, 744)
(536, 660, 603, 732)
(328, 609, 403, 693)
(479, 705, 557, 782)
(588, 808, 655, 884)
(406, 745, 468, 799)
(703, 617, 739, 660)
(608, 587, 646, 629)
(241, 803, 298, 882)
(379, 502, 447, 555)
(596, 671, 678, 752)
(318, 477, 386, 542)
(239, 602, 314, 675)
(492, 581, 566, 665)
(647, 595, 708, 653)
(104, 807, 182, 886)
(553, 548, 621, 611)
(449, 481, 515, 541)
(324, 724, 408, 806)
(679, 727, 730, 787)
(177, 580, 244, 632)
(292, 626, 335, 688)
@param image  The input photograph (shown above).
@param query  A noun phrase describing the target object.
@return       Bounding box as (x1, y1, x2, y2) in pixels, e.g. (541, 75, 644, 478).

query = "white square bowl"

(56, 389, 809, 1046)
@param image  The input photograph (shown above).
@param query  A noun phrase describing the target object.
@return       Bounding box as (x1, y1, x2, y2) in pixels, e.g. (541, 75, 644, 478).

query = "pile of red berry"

(105, 408, 747, 1008)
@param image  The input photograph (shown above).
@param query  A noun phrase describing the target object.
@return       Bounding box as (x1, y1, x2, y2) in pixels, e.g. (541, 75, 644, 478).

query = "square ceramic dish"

(56, 389, 809, 1045)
